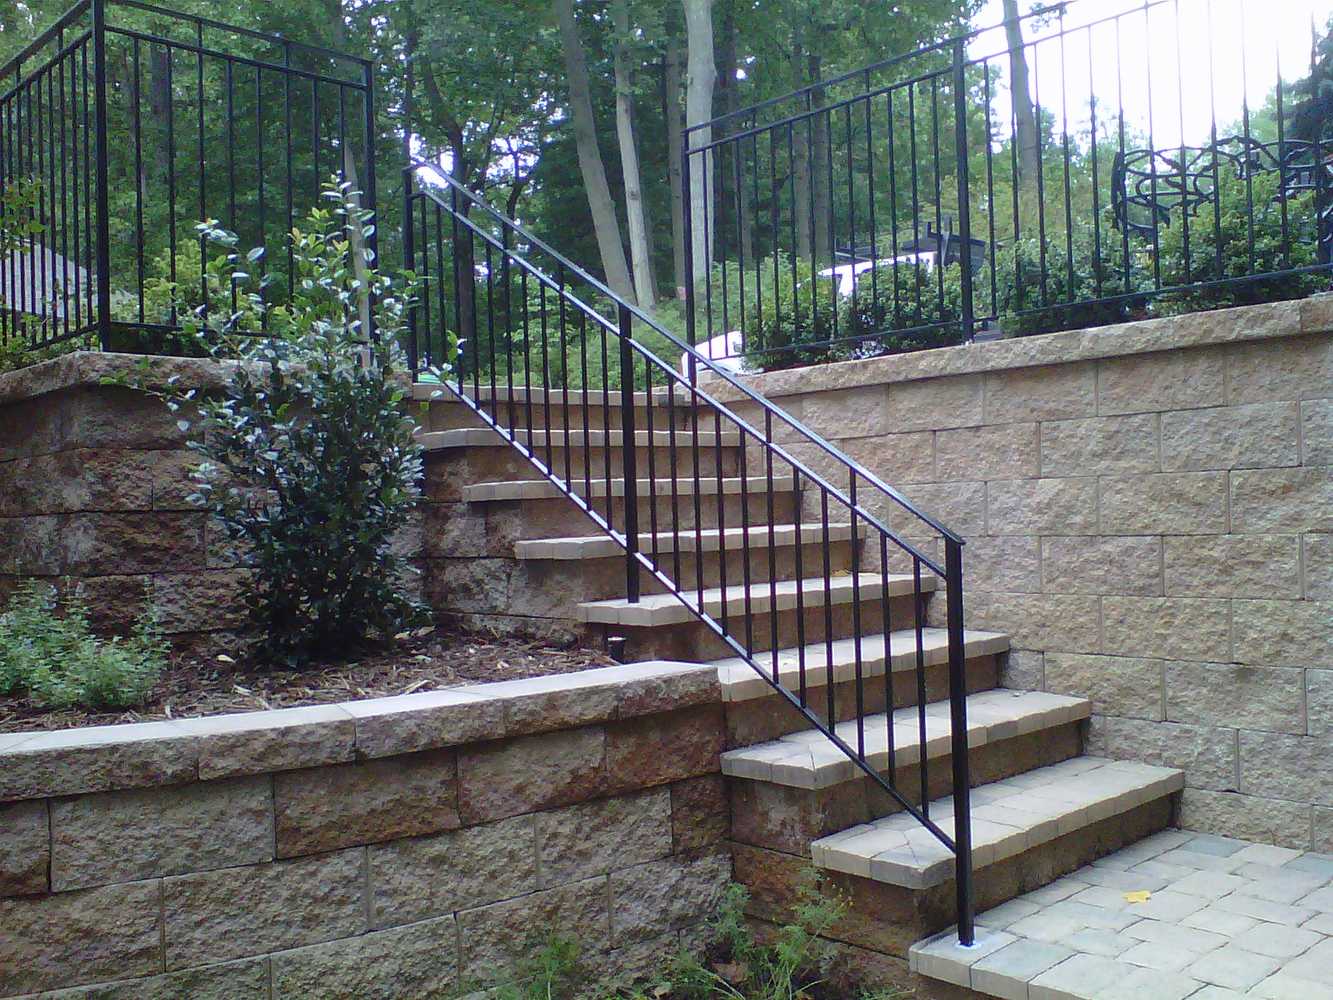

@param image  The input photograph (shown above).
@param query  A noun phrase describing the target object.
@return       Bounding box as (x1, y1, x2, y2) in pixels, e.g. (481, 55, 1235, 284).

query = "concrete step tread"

(418, 427, 742, 450)
(721, 689, 1091, 790)
(515, 522, 863, 560)
(713, 628, 1010, 704)
(909, 831, 1333, 999)
(462, 475, 798, 503)
(811, 757, 1185, 889)
(575, 572, 936, 627)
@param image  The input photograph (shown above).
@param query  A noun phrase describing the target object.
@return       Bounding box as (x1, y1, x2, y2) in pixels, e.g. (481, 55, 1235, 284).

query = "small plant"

(0, 581, 167, 711)
(176, 178, 436, 666)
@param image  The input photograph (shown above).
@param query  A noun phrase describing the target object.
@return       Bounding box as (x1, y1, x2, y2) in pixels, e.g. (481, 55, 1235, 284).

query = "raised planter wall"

(707, 296, 1332, 851)
(0, 662, 729, 998)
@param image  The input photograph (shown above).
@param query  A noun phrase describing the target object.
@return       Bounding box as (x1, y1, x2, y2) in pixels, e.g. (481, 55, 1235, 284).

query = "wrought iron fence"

(405, 163, 978, 944)
(0, 0, 375, 355)
(683, 0, 1333, 371)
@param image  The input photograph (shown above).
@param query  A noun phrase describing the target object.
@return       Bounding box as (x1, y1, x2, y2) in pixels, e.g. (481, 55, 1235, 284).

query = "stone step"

(418, 427, 742, 451)
(909, 830, 1333, 1000)
(514, 522, 862, 560)
(812, 757, 1184, 891)
(713, 627, 1010, 705)
(575, 572, 934, 628)
(462, 475, 797, 503)
(722, 689, 1090, 790)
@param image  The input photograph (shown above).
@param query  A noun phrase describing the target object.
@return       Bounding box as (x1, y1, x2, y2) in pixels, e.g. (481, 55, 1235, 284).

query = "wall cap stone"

(0, 660, 720, 802)
(700, 294, 1333, 402)
(0, 351, 250, 407)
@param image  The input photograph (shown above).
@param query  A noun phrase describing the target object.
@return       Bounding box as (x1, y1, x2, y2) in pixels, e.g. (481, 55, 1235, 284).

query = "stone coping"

(0, 351, 249, 407)
(0, 660, 719, 802)
(701, 294, 1333, 403)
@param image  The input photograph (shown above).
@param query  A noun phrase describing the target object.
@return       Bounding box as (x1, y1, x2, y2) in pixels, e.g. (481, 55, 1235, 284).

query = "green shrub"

(179, 179, 433, 666)
(0, 581, 167, 711)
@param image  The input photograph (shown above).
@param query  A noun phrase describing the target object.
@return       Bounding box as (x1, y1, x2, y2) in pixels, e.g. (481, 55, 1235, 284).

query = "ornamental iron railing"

(0, 0, 375, 354)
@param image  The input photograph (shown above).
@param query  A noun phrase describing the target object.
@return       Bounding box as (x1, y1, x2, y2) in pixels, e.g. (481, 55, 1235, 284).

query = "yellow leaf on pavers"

(1124, 890, 1152, 903)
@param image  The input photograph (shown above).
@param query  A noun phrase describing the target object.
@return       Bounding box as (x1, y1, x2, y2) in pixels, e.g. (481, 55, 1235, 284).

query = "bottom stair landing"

(910, 831, 1333, 1000)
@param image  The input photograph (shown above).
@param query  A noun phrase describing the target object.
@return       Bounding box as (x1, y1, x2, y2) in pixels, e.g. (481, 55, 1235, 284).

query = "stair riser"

(732, 795, 1175, 965)
(724, 654, 1000, 748)
(424, 445, 742, 496)
(423, 542, 861, 620)
(728, 724, 1083, 858)
(589, 593, 929, 662)
(423, 397, 695, 433)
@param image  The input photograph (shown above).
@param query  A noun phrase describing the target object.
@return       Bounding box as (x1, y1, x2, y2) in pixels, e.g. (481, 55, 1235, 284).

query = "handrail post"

(945, 536, 974, 946)
(951, 39, 975, 343)
(91, 0, 112, 351)
(680, 138, 697, 387)
(618, 302, 641, 603)
(402, 168, 417, 373)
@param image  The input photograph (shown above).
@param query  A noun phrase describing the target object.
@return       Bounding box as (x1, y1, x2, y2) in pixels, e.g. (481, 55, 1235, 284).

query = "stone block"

(1306, 534, 1333, 601)
(0, 721, 201, 801)
(51, 776, 273, 891)
(1164, 535, 1302, 599)
(1230, 468, 1333, 533)
(965, 592, 1102, 653)
(964, 535, 1042, 594)
(984, 361, 1097, 423)
(608, 852, 732, 945)
(161, 849, 366, 970)
(36, 959, 271, 999)
(422, 501, 489, 559)
(1232, 599, 1333, 667)
(1085, 716, 1236, 791)
(987, 478, 1098, 535)
(1041, 536, 1163, 597)
(1098, 347, 1226, 415)
(274, 749, 459, 858)
(65, 511, 209, 575)
(535, 788, 672, 886)
(457, 725, 606, 825)
(1226, 331, 1332, 404)
(170, 705, 357, 781)
(877, 480, 988, 539)
(670, 774, 730, 853)
(0, 799, 48, 896)
(1310, 670, 1332, 738)
(1102, 597, 1231, 662)
(345, 689, 506, 759)
(885, 374, 983, 431)
(844, 431, 936, 484)
(604, 703, 724, 794)
(1165, 662, 1307, 734)
(1239, 732, 1332, 807)
(0, 448, 159, 516)
(1180, 791, 1314, 851)
(1040, 414, 1160, 477)
(271, 915, 459, 999)
(426, 557, 515, 615)
(1316, 808, 1333, 852)
(1161, 402, 1299, 471)
(1001, 649, 1045, 690)
(457, 876, 610, 983)
(148, 570, 252, 633)
(369, 814, 537, 929)
(1099, 472, 1229, 535)
(799, 384, 890, 439)
(0, 880, 162, 996)
(935, 424, 1039, 481)
(1302, 397, 1332, 466)
(1044, 653, 1164, 721)
(56, 384, 190, 452)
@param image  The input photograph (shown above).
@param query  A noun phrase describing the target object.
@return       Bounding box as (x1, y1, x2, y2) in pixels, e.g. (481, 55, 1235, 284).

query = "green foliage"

(0, 581, 167, 711)
(179, 179, 435, 666)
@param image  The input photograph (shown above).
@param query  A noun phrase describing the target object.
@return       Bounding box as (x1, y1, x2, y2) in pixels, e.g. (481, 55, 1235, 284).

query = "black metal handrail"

(405, 162, 976, 944)
(683, 0, 1332, 370)
(0, 0, 375, 354)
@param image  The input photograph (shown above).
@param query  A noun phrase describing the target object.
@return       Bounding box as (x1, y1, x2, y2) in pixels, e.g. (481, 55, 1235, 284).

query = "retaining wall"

(0, 661, 728, 998)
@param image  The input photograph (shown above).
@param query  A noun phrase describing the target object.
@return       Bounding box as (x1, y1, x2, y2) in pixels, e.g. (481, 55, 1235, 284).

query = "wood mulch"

(0, 627, 618, 734)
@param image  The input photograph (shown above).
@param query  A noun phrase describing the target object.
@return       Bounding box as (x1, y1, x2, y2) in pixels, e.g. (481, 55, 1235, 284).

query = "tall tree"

(682, 0, 716, 287)
(554, 0, 634, 301)
(1003, 0, 1040, 194)
(662, 8, 687, 298)
(611, 0, 657, 309)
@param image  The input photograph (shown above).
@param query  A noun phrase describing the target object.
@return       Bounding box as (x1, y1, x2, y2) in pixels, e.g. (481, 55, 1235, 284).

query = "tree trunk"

(716, 0, 751, 272)
(682, 0, 716, 289)
(1003, 0, 1040, 195)
(553, 0, 634, 301)
(664, 37, 687, 299)
(611, 0, 655, 310)
(809, 52, 831, 264)
(790, 44, 812, 261)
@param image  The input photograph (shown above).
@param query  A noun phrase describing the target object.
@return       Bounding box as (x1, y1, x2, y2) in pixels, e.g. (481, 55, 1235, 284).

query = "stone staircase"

(415, 383, 1195, 997)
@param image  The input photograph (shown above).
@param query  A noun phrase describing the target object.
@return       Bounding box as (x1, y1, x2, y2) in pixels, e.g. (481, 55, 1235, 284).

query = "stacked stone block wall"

(709, 297, 1332, 850)
(0, 662, 729, 998)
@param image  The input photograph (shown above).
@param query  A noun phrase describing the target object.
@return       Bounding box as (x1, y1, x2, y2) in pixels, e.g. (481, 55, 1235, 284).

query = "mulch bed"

(0, 627, 618, 734)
